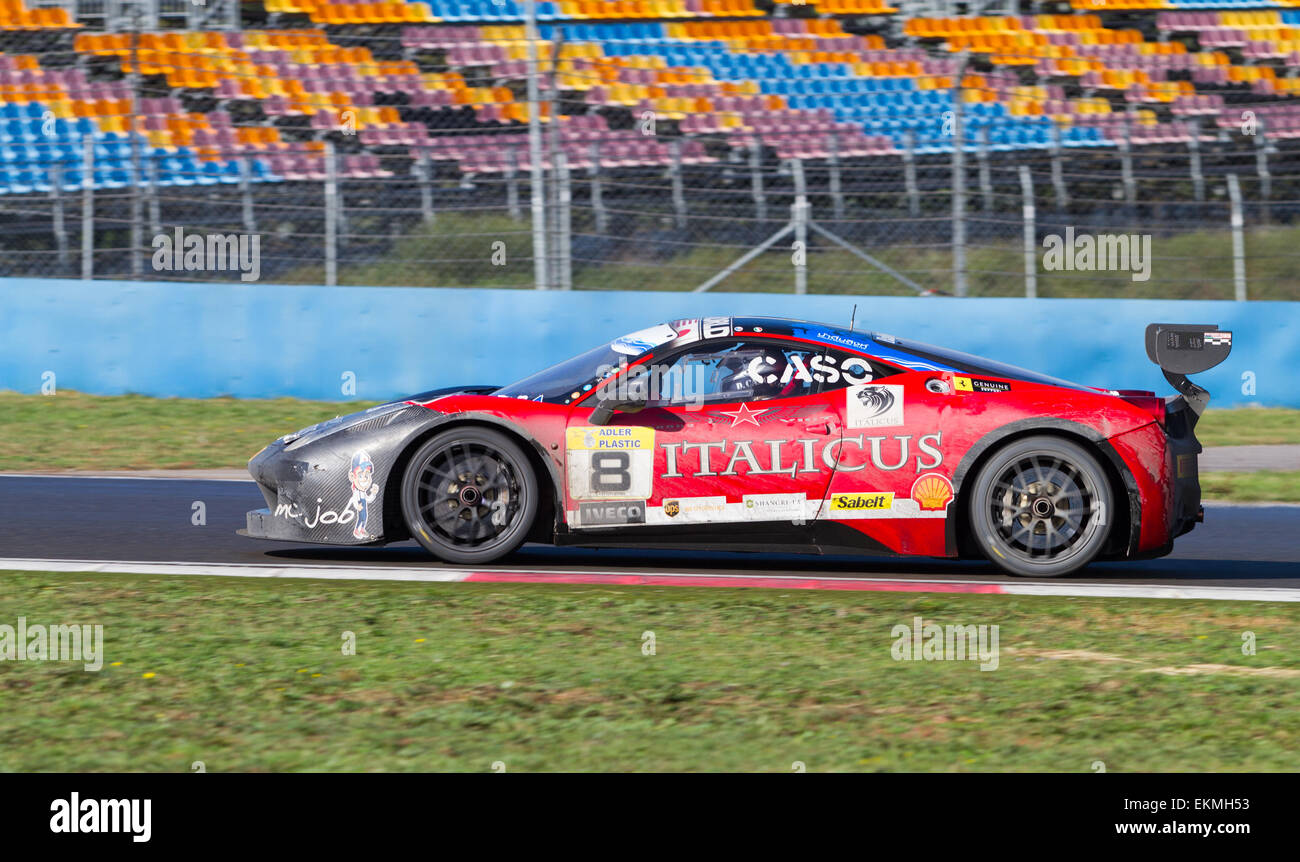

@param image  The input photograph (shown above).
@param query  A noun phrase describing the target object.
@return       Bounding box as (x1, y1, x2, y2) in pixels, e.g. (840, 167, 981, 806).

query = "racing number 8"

(591, 451, 631, 493)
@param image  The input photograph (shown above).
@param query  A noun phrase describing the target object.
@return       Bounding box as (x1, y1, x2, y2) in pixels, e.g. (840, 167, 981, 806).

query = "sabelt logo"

(578, 501, 646, 526)
(830, 492, 895, 511)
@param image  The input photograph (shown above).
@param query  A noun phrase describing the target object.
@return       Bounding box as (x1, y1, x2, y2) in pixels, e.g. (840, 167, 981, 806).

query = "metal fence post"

(1226, 173, 1247, 301)
(557, 151, 572, 290)
(237, 156, 254, 234)
(418, 147, 434, 223)
(978, 125, 993, 212)
(791, 158, 808, 295)
(145, 155, 160, 239)
(1120, 119, 1136, 209)
(589, 141, 607, 234)
(324, 140, 338, 286)
(50, 163, 68, 270)
(950, 56, 968, 298)
(828, 131, 844, 221)
(128, 14, 142, 278)
(546, 31, 564, 292)
(524, 0, 548, 289)
(1019, 166, 1037, 299)
(129, 150, 141, 277)
(505, 146, 521, 221)
(81, 134, 93, 280)
(670, 138, 686, 230)
(750, 136, 766, 222)
(1050, 123, 1068, 210)
(1187, 118, 1204, 203)
(903, 129, 919, 217)
(1254, 118, 1271, 225)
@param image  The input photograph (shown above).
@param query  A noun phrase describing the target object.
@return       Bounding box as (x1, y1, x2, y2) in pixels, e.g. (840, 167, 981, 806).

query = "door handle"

(800, 419, 835, 435)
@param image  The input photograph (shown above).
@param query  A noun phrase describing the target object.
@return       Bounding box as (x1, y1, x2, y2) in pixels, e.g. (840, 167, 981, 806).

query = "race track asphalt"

(0, 475, 1295, 590)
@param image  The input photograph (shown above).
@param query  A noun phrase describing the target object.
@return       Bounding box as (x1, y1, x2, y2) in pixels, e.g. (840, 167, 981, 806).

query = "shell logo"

(910, 473, 954, 512)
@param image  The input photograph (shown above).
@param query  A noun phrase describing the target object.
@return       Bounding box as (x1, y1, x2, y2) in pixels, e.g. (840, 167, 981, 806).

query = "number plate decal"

(566, 426, 656, 500)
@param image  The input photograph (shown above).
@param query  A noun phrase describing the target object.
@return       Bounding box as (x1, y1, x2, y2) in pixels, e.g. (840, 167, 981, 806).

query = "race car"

(241, 317, 1231, 577)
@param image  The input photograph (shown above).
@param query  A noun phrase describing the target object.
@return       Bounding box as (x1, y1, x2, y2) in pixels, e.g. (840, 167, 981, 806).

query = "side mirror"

(589, 395, 647, 425)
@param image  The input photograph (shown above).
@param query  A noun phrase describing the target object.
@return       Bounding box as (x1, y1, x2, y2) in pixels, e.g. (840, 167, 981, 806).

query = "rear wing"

(1144, 323, 1233, 416)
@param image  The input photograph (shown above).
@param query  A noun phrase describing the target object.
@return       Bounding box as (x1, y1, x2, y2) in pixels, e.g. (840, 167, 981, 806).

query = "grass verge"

(0, 391, 381, 471)
(1, 571, 1297, 772)
(1201, 472, 1300, 504)
(1196, 408, 1300, 447)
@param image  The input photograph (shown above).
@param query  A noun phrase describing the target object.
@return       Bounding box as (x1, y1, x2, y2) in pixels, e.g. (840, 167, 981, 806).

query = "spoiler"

(1144, 323, 1232, 416)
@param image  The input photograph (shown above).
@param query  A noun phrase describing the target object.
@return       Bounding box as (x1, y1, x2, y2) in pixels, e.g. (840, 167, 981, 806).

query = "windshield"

(493, 342, 629, 405)
(494, 323, 680, 404)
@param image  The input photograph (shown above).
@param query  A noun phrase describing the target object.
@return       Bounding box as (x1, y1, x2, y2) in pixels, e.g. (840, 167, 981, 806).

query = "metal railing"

(4, 124, 1299, 300)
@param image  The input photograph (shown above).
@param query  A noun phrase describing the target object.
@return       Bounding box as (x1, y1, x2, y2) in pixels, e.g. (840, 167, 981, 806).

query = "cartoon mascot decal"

(348, 450, 380, 540)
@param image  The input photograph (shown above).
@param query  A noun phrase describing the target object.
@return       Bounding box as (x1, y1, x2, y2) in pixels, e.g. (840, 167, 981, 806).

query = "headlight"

(281, 402, 409, 449)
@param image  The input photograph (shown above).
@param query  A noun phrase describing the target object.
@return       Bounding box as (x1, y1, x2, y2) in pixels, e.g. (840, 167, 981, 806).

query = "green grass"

(0, 391, 380, 471)
(1, 570, 1297, 772)
(1196, 408, 1300, 447)
(280, 210, 1300, 299)
(1201, 472, 1300, 503)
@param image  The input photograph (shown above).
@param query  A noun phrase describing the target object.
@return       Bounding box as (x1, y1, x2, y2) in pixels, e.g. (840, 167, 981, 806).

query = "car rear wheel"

(401, 427, 538, 564)
(968, 435, 1113, 578)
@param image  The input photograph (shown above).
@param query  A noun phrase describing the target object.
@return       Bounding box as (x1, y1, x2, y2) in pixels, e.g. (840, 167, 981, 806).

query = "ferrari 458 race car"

(242, 318, 1231, 577)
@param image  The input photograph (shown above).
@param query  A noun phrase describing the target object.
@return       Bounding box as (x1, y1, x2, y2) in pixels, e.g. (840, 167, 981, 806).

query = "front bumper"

(242, 439, 380, 545)
(241, 506, 323, 542)
(240, 404, 435, 546)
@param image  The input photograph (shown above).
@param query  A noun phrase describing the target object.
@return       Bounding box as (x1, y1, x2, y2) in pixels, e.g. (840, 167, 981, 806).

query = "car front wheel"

(401, 427, 539, 564)
(968, 435, 1114, 578)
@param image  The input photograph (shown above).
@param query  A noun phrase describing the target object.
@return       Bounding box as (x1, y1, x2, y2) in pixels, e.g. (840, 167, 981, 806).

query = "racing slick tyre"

(968, 435, 1113, 578)
(401, 427, 539, 564)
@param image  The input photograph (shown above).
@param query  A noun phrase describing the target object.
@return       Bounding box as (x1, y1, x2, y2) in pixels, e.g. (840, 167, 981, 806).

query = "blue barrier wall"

(1, 278, 1297, 407)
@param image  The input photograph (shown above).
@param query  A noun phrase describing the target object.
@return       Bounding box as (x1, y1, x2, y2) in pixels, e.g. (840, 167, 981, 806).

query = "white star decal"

(719, 403, 769, 427)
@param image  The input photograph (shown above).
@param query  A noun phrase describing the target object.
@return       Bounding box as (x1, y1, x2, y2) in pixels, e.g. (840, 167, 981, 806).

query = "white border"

(1, 558, 1297, 601)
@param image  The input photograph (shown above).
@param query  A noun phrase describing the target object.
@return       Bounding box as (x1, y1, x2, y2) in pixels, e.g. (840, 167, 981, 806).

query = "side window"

(814, 348, 901, 393)
(648, 340, 830, 406)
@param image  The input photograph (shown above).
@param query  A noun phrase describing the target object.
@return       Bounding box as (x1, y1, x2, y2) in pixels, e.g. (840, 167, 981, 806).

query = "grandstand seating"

(1, 0, 1300, 194)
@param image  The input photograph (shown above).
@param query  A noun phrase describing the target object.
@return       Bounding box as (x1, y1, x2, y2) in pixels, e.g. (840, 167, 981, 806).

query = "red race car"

(243, 317, 1231, 577)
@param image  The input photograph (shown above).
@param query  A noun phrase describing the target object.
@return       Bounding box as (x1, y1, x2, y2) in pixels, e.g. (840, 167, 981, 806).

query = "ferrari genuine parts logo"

(954, 376, 1012, 394)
